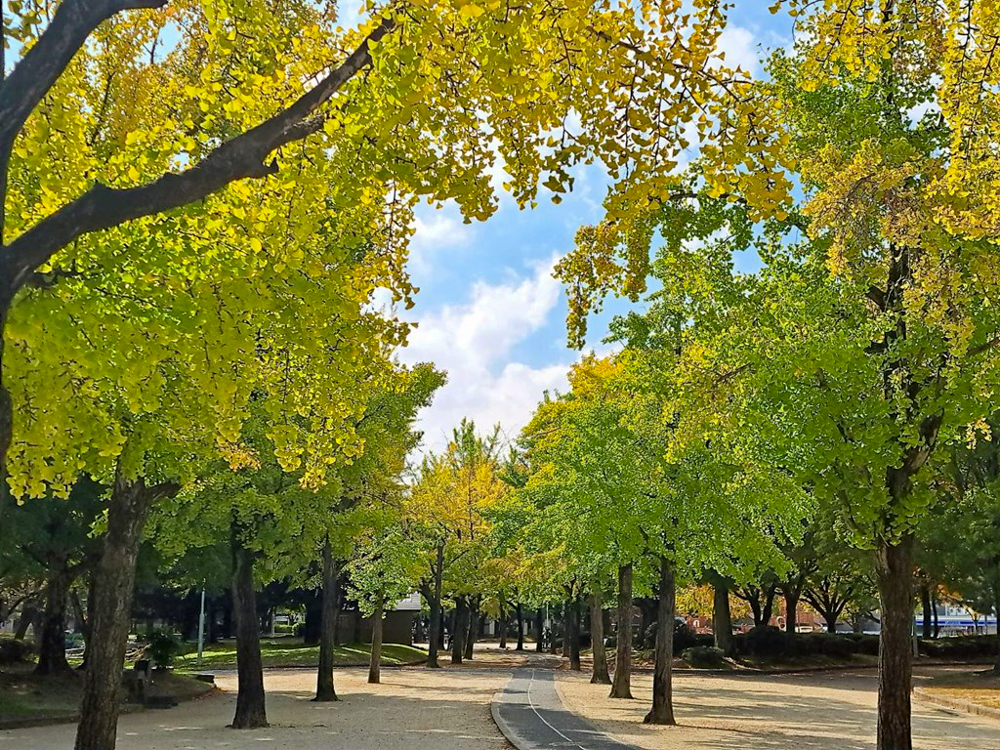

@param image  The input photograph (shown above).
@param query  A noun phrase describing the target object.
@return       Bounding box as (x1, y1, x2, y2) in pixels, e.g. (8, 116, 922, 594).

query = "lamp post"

(197, 584, 206, 666)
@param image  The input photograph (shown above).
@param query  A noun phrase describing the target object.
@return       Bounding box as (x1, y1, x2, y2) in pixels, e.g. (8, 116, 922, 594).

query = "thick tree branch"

(0, 0, 168, 247)
(0, 16, 394, 300)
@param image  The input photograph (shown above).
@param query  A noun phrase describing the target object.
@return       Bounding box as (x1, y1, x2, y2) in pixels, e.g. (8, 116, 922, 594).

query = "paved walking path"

(493, 668, 636, 750)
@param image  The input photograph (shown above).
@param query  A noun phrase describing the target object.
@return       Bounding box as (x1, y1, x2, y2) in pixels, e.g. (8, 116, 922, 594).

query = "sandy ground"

(557, 667, 1000, 750)
(0, 664, 512, 750)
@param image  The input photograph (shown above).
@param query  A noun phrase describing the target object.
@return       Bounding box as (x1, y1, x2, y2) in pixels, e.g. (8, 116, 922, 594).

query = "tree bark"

(920, 583, 933, 640)
(610, 563, 633, 699)
(590, 591, 611, 684)
(712, 582, 733, 657)
(569, 594, 581, 671)
(35, 563, 73, 675)
(368, 595, 383, 684)
(562, 597, 571, 657)
(464, 598, 478, 661)
(13, 601, 36, 640)
(515, 603, 525, 651)
(74, 473, 178, 750)
(784, 589, 799, 636)
(315, 537, 340, 701)
(498, 597, 507, 649)
(230, 533, 267, 729)
(874, 535, 914, 750)
(451, 599, 467, 664)
(426, 543, 444, 667)
(645, 556, 676, 725)
(535, 608, 544, 652)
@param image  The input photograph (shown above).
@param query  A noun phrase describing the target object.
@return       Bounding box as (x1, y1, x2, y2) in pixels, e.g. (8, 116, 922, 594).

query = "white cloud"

(408, 203, 475, 276)
(399, 258, 571, 454)
(716, 26, 762, 77)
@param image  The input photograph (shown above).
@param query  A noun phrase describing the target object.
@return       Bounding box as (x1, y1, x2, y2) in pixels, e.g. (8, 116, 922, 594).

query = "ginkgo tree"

(0, 0, 761, 481)
(406, 419, 509, 665)
(346, 519, 424, 684)
(516, 353, 804, 722)
(558, 1, 1000, 742)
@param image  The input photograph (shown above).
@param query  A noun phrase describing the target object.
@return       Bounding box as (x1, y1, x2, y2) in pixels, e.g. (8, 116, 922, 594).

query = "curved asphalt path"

(492, 668, 637, 750)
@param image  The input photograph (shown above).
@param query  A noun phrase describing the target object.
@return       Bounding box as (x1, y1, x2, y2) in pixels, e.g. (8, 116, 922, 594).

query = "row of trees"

(541, 2, 1000, 746)
(0, 0, 753, 748)
(4, 2, 1000, 750)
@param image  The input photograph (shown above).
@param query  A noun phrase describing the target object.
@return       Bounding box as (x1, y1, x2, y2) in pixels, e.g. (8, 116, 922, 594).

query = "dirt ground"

(0, 665, 512, 750)
(556, 666, 1000, 750)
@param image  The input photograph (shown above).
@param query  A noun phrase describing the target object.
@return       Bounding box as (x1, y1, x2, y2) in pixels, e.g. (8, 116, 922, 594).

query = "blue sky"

(394, 3, 793, 454)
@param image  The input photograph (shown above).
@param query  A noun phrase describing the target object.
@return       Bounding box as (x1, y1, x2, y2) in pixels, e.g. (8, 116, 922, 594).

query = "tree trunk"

(535, 608, 544, 652)
(516, 603, 525, 651)
(874, 535, 914, 750)
(35, 564, 73, 675)
(72, 583, 92, 669)
(230, 533, 267, 729)
(712, 582, 733, 657)
(610, 563, 633, 699)
(315, 537, 340, 701)
(464, 599, 478, 661)
(13, 602, 36, 640)
(921, 583, 933, 640)
(498, 597, 507, 649)
(331, 578, 343, 646)
(562, 598, 571, 657)
(569, 594, 581, 671)
(74, 474, 178, 750)
(760, 585, 776, 627)
(590, 591, 611, 684)
(368, 595, 384, 684)
(425, 547, 443, 669)
(645, 556, 676, 725)
(451, 599, 467, 665)
(826, 614, 837, 634)
(784, 590, 799, 636)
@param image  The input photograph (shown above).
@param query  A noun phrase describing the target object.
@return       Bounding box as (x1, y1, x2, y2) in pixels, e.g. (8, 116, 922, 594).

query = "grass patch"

(0, 667, 213, 724)
(172, 639, 426, 671)
(919, 667, 1000, 709)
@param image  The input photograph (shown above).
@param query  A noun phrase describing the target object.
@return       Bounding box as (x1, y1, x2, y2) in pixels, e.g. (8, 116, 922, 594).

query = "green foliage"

(146, 630, 181, 669)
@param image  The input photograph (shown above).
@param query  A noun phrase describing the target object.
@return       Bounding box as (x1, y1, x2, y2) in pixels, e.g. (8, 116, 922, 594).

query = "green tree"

(346, 521, 423, 684)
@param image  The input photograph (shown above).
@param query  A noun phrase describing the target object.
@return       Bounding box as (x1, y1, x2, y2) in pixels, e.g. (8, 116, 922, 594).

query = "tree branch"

(0, 14, 394, 301)
(0, 0, 166, 149)
(0, 0, 168, 247)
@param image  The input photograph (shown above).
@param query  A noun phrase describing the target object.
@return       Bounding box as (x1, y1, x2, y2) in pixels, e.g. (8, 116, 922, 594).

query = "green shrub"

(147, 630, 181, 669)
(682, 645, 726, 668)
(736, 626, 789, 657)
(0, 639, 33, 665)
(673, 621, 713, 651)
(920, 635, 997, 659)
(817, 634, 856, 658)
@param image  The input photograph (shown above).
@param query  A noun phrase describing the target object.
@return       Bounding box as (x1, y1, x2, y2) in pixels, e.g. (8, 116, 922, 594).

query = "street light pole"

(197, 583, 206, 666)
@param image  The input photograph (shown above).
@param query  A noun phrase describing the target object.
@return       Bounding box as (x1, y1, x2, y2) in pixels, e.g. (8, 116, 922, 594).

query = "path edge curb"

(490, 674, 532, 750)
(913, 686, 1000, 721)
